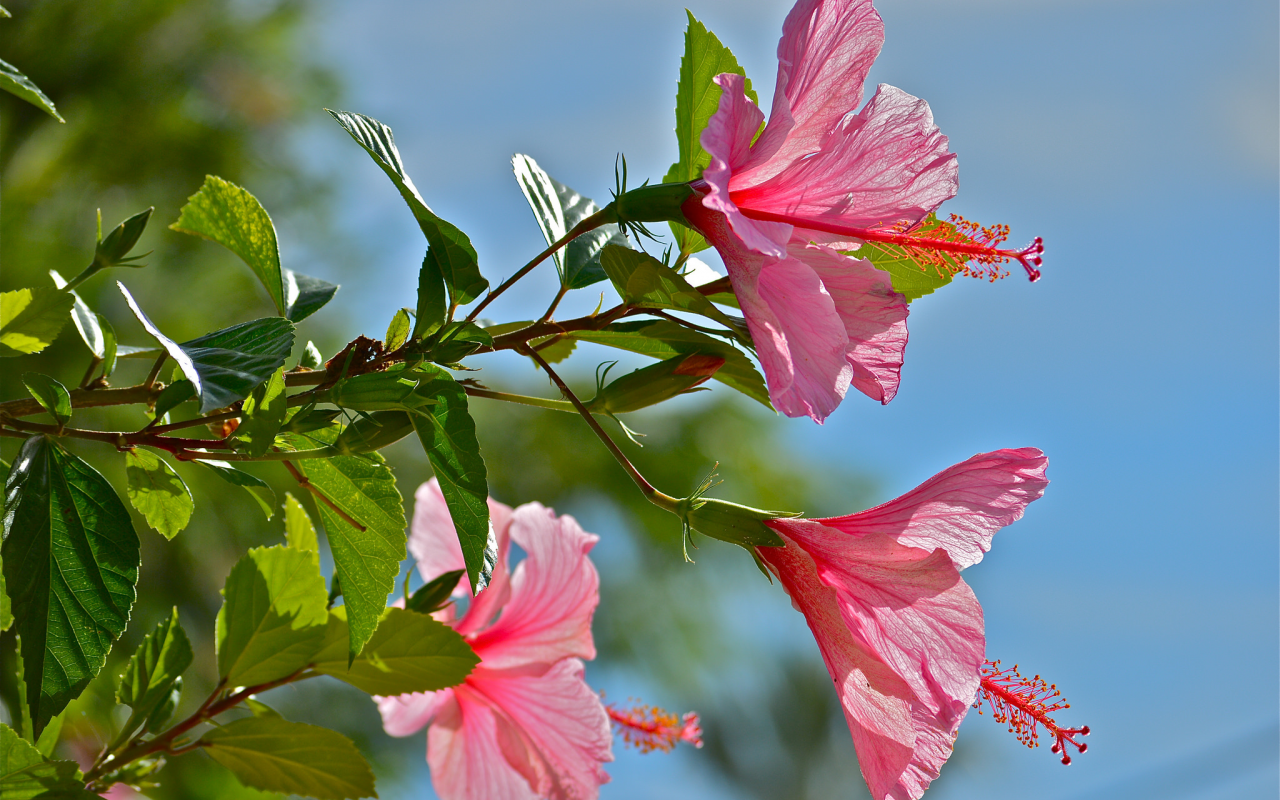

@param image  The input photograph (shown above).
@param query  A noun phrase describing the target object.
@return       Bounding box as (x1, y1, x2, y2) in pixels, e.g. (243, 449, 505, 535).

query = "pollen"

(974, 660, 1089, 765)
(606, 699, 704, 754)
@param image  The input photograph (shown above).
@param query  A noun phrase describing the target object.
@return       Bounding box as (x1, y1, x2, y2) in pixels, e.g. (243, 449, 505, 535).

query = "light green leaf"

(571, 319, 770, 408)
(599, 245, 746, 337)
(216, 546, 328, 687)
(0, 723, 87, 799)
(384, 308, 411, 352)
(200, 716, 376, 800)
(0, 288, 74, 357)
(0, 57, 63, 122)
(663, 11, 756, 254)
(327, 109, 488, 306)
(198, 460, 276, 520)
(244, 697, 283, 719)
(2, 436, 140, 734)
(289, 431, 405, 663)
(283, 493, 318, 554)
(118, 282, 295, 413)
(171, 176, 285, 315)
(237, 367, 287, 458)
(49, 270, 105, 358)
(284, 269, 339, 323)
(311, 607, 477, 696)
(116, 608, 193, 737)
(511, 153, 631, 289)
(124, 449, 193, 539)
(34, 710, 63, 758)
(21, 373, 71, 428)
(408, 365, 494, 594)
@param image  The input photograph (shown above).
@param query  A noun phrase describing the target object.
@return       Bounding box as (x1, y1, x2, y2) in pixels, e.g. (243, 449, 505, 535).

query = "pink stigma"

(975, 660, 1089, 765)
(606, 700, 704, 754)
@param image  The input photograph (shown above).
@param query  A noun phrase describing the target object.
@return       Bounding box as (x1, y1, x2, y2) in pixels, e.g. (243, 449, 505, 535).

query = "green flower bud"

(680, 497, 793, 548)
(328, 370, 420, 411)
(333, 410, 416, 455)
(611, 182, 695, 225)
(94, 207, 153, 269)
(586, 353, 725, 416)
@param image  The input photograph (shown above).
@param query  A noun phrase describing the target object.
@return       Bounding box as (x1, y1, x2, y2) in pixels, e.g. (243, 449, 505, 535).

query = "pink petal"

(888, 698, 968, 800)
(426, 689, 541, 800)
(739, 0, 885, 187)
(757, 534, 917, 800)
(466, 504, 600, 670)
(437, 660, 613, 800)
(820, 448, 1049, 570)
(794, 241, 908, 403)
(766, 519, 984, 721)
(737, 84, 958, 231)
(699, 73, 791, 259)
(377, 688, 453, 738)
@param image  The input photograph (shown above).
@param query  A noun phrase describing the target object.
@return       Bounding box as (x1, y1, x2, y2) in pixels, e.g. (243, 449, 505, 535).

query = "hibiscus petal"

(740, 0, 885, 187)
(888, 695, 969, 800)
(739, 84, 958, 232)
(820, 448, 1049, 570)
(466, 504, 600, 669)
(377, 688, 452, 738)
(757, 533, 917, 800)
(427, 689, 541, 800)
(795, 241, 908, 403)
(767, 519, 984, 721)
(465, 660, 613, 800)
(699, 73, 791, 259)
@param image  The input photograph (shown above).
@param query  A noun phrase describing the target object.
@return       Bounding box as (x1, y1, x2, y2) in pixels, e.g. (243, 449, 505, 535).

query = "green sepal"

(681, 496, 795, 549)
(611, 182, 695, 226)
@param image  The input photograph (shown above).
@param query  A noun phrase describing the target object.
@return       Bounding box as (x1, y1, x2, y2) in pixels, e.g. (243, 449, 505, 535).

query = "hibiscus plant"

(0, 1, 1087, 798)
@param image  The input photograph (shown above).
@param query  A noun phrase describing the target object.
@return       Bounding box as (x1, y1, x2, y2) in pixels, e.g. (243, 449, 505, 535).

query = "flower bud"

(681, 497, 793, 548)
(328, 371, 420, 411)
(587, 353, 724, 416)
(611, 182, 695, 225)
(94, 207, 153, 269)
(333, 410, 416, 455)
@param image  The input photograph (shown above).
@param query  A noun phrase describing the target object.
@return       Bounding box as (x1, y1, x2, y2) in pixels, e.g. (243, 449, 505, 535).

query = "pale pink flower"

(756, 448, 1049, 800)
(378, 479, 612, 800)
(680, 0, 959, 422)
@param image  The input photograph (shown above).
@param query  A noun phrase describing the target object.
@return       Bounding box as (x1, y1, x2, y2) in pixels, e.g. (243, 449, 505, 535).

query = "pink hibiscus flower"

(756, 448, 1050, 800)
(680, 0, 1040, 422)
(377, 479, 613, 800)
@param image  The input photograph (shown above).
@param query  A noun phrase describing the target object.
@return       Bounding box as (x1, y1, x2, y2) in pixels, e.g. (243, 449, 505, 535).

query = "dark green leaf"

(283, 269, 339, 322)
(511, 153, 631, 289)
(123, 449, 193, 539)
(215, 546, 328, 687)
(299, 340, 324, 370)
(408, 364, 494, 593)
(414, 250, 447, 339)
(119, 282, 295, 413)
(94, 208, 153, 269)
(2, 436, 140, 734)
(663, 11, 756, 254)
(151, 380, 195, 420)
(289, 430, 406, 662)
(0, 723, 87, 799)
(237, 367, 287, 458)
(384, 309, 411, 352)
(311, 606, 477, 696)
(21, 373, 71, 428)
(116, 608, 192, 737)
(200, 716, 375, 800)
(0, 288, 74, 357)
(283, 492, 319, 554)
(327, 109, 488, 306)
(49, 270, 105, 359)
(599, 245, 745, 336)
(171, 176, 285, 315)
(283, 407, 341, 435)
(426, 320, 492, 365)
(198, 460, 276, 520)
(571, 319, 770, 408)
(0, 57, 63, 122)
(404, 569, 464, 615)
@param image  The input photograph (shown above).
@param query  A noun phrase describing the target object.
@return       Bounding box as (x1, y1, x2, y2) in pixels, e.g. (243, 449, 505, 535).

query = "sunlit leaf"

(21, 373, 71, 428)
(124, 449, 194, 539)
(283, 492, 319, 554)
(311, 606, 477, 696)
(0, 288, 73, 357)
(116, 608, 192, 738)
(0, 723, 87, 799)
(49, 270, 104, 359)
(236, 367, 287, 458)
(0, 57, 63, 122)
(200, 716, 375, 800)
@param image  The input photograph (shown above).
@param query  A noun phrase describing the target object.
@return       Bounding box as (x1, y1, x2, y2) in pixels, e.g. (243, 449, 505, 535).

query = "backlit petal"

(377, 688, 452, 738)
(427, 689, 540, 800)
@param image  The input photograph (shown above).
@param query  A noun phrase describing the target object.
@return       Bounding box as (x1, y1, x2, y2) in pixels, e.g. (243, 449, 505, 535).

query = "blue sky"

(292, 0, 1279, 797)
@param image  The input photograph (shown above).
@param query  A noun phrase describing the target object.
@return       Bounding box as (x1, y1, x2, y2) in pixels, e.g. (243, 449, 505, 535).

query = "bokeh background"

(0, 0, 1276, 798)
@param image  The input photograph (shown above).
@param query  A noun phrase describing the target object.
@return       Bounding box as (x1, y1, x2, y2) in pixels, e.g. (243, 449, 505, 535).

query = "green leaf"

(511, 153, 631, 289)
(34, 710, 64, 758)
(0, 288, 74, 357)
(198, 460, 276, 520)
(49, 270, 105, 359)
(0, 57, 63, 122)
(2, 436, 140, 734)
(384, 308, 411, 352)
(98, 314, 118, 378)
(124, 449, 193, 539)
(571, 319, 770, 408)
(407, 365, 494, 594)
(237, 367, 287, 458)
(116, 608, 193, 736)
(118, 282, 295, 413)
(289, 430, 405, 663)
(94, 208, 153, 270)
(171, 176, 286, 315)
(854, 214, 958, 301)
(244, 696, 283, 719)
(404, 569, 464, 615)
(663, 11, 756, 254)
(215, 546, 328, 687)
(299, 340, 324, 370)
(200, 716, 376, 800)
(151, 379, 195, 420)
(283, 493, 319, 554)
(284, 269, 339, 322)
(283, 406, 342, 435)
(426, 320, 492, 365)
(327, 109, 488, 306)
(311, 606, 477, 696)
(414, 250, 447, 339)
(599, 245, 746, 336)
(528, 335, 577, 366)
(332, 410, 416, 456)
(21, 373, 71, 428)
(0, 724, 87, 799)
(0, 7, 11, 18)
